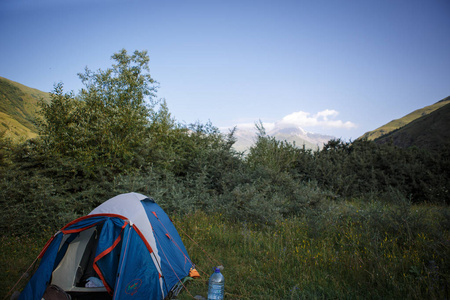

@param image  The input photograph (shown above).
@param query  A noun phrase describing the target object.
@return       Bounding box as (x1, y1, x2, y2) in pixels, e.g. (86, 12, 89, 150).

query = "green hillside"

(360, 96, 450, 141)
(375, 101, 450, 150)
(0, 76, 50, 140)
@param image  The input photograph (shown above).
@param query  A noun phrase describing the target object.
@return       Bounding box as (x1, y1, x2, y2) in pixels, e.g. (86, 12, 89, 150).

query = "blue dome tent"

(18, 193, 197, 300)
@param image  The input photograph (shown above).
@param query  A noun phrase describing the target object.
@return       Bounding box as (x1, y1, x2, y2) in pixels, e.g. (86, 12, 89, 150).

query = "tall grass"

(0, 234, 49, 298)
(1, 200, 448, 299)
(175, 201, 449, 299)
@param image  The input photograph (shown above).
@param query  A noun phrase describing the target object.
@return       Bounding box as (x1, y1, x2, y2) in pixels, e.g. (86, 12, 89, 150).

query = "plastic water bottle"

(207, 267, 224, 300)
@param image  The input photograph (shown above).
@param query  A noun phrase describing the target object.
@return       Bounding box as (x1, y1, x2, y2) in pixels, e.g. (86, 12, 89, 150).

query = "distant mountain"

(374, 101, 450, 151)
(231, 125, 335, 152)
(360, 96, 450, 141)
(0, 76, 50, 140)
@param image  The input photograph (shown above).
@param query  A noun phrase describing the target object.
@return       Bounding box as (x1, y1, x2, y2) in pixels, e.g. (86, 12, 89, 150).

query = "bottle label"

(208, 284, 224, 300)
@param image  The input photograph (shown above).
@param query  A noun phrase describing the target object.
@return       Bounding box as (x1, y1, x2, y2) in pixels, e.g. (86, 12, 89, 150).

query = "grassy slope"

(375, 102, 450, 150)
(0, 76, 51, 140)
(360, 96, 450, 141)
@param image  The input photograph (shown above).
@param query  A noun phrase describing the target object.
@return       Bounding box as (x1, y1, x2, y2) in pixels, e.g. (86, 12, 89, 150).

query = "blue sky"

(1, 0, 449, 140)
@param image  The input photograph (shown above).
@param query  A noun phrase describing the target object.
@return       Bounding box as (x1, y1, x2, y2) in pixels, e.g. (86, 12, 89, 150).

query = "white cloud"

(316, 109, 339, 121)
(221, 109, 356, 135)
(278, 109, 356, 129)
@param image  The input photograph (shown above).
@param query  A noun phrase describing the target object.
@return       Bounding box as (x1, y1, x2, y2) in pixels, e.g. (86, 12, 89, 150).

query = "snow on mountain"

(227, 124, 335, 153)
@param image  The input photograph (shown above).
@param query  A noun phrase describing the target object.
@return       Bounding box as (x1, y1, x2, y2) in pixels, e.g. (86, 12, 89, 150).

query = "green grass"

(175, 201, 449, 299)
(360, 96, 450, 141)
(0, 76, 51, 141)
(0, 234, 49, 299)
(1, 201, 449, 299)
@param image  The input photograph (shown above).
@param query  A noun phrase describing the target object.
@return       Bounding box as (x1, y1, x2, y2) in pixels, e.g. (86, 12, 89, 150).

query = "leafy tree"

(247, 121, 299, 173)
(145, 99, 188, 173)
(37, 83, 79, 157)
(37, 49, 159, 176)
(76, 49, 158, 173)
